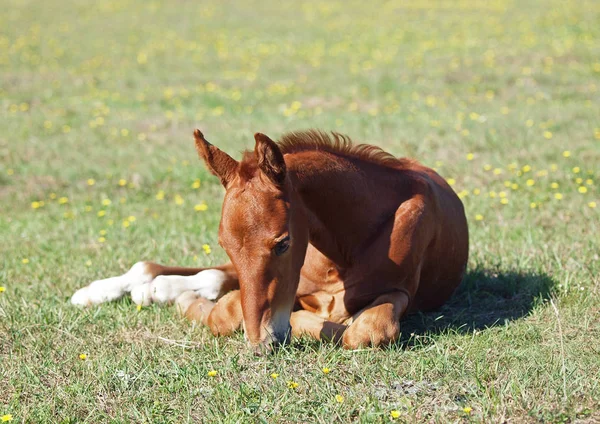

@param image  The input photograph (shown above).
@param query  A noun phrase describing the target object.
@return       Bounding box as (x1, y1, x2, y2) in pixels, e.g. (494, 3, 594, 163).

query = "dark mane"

(277, 130, 408, 169)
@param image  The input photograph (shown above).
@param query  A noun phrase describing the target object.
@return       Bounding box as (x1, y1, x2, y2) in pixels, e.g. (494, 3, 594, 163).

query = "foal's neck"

(287, 151, 414, 267)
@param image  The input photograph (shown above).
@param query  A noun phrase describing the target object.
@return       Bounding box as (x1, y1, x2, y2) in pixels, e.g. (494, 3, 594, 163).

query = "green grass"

(1, 0, 599, 422)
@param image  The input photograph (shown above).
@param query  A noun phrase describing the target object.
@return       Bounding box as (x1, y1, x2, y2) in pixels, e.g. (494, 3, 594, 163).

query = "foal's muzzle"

(251, 324, 292, 356)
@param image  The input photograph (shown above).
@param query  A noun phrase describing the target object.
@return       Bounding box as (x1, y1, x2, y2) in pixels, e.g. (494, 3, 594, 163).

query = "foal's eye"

(273, 236, 290, 256)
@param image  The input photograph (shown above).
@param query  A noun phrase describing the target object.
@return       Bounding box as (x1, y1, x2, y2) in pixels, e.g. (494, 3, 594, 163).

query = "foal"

(72, 130, 469, 350)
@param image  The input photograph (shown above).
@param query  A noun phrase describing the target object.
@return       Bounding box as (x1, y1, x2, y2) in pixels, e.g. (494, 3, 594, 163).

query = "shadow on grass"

(397, 268, 555, 347)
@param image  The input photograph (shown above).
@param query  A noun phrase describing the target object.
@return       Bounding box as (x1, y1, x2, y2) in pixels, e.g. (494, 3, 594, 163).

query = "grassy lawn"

(1, 0, 599, 422)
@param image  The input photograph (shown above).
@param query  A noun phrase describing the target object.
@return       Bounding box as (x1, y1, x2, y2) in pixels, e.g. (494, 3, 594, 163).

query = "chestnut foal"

(71, 130, 469, 350)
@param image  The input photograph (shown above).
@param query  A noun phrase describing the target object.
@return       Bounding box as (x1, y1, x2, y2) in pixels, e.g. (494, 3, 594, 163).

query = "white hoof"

(70, 262, 154, 306)
(71, 287, 91, 306)
(131, 283, 153, 306)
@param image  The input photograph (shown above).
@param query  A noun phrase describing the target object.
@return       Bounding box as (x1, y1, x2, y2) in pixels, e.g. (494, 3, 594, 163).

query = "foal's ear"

(254, 133, 286, 186)
(194, 129, 238, 187)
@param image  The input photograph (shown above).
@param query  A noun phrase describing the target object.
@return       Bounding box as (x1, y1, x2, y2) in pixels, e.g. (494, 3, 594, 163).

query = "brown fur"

(174, 129, 469, 350)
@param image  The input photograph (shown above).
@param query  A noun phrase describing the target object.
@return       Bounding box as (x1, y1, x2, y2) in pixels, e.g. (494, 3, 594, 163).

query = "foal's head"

(194, 130, 308, 350)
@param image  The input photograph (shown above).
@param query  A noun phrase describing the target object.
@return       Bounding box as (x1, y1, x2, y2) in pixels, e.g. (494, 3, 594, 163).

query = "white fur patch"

(134, 269, 229, 305)
(71, 264, 229, 308)
(70, 262, 153, 306)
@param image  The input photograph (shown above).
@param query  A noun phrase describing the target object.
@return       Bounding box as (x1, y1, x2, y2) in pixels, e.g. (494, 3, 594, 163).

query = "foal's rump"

(409, 167, 469, 312)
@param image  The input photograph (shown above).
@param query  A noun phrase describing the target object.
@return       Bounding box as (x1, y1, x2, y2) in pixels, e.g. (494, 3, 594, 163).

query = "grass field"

(1, 0, 600, 422)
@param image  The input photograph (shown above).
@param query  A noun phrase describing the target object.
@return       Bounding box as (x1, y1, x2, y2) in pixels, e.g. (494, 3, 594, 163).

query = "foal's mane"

(238, 130, 410, 181)
(277, 130, 406, 169)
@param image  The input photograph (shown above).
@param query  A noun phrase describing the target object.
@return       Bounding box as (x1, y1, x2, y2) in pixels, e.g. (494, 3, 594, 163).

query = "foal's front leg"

(290, 310, 347, 344)
(341, 291, 410, 349)
(70, 262, 238, 306)
(177, 290, 244, 336)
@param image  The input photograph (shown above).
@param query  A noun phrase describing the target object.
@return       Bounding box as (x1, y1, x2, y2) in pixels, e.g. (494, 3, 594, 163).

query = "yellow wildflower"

(192, 180, 201, 189)
(31, 201, 41, 209)
(87, 178, 95, 186)
(390, 410, 400, 419)
(447, 178, 456, 186)
(22, 258, 29, 264)
(207, 370, 217, 377)
(463, 406, 472, 414)
(58, 197, 68, 204)
(270, 373, 279, 379)
(466, 153, 474, 160)
(562, 151, 571, 158)
(572, 167, 580, 174)
(194, 203, 208, 212)
(0, 286, 5, 293)
(475, 214, 483, 221)
(79, 353, 87, 360)
(322, 367, 331, 374)
(136, 304, 142, 311)
(578, 186, 588, 194)
(1, 414, 13, 422)
(287, 381, 299, 389)
(335, 394, 344, 403)
(589, 201, 597, 208)
(554, 193, 563, 200)
(155, 190, 165, 200)
(174, 194, 184, 205)
(97, 210, 106, 217)
(202, 244, 211, 254)
(102, 199, 111, 206)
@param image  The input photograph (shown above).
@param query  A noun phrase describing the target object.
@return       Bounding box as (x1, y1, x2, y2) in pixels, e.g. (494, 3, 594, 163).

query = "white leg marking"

(130, 283, 153, 306)
(70, 262, 153, 306)
(145, 269, 229, 305)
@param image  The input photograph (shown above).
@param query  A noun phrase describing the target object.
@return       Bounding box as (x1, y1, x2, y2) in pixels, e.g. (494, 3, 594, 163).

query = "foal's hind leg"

(70, 262, 238, 306)
(131, 263, 238, 306)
